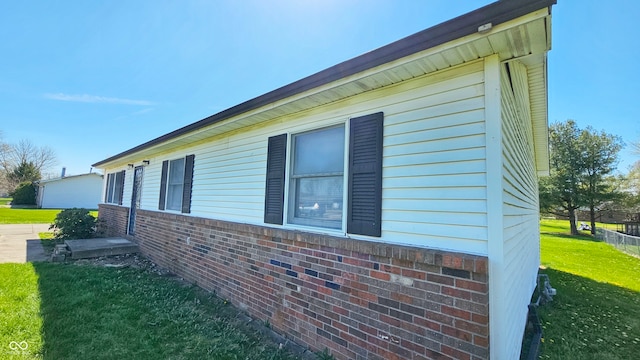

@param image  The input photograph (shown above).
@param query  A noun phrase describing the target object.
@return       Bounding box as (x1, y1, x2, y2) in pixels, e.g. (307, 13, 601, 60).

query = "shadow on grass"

(537, 268, 640, 360)
(32, 262, 296, 360)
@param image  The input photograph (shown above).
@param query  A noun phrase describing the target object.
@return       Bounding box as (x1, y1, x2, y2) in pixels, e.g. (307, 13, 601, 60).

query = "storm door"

(128, 166, 144, 235)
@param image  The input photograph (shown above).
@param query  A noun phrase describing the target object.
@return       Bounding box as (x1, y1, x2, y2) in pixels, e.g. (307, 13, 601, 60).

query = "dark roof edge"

(37, 172, 103, 183)
(93, 0, 556, 167)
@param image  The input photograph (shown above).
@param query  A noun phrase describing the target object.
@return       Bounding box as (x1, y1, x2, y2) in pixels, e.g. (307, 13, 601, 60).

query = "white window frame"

(105, 172, 123, 204)
(165, 158, 186, 211)
(105, 173, 116, 204)
(285, 123, 349, 231)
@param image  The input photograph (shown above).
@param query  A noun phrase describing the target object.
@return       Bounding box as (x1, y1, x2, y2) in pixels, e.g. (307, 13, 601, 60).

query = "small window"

(104, 171, 125, 205)
(166, 158, 185, 211)
(289, 125, 345, 229)
(159, 155, 195, 213)
(106, 173, 116, 203)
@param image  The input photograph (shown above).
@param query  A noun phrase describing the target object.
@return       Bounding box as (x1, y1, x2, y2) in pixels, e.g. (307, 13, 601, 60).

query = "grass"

(0, 262, 297, 359)
(0, 208, 98, 224)
(0, 263, 43, 358)
(0, 197, 11, 206)
(538, 219, 640, 360)
(0, 208, 61, 224)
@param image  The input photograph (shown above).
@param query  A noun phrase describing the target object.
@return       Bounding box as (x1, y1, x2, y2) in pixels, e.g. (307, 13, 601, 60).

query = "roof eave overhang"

(93, 0, 556, 169)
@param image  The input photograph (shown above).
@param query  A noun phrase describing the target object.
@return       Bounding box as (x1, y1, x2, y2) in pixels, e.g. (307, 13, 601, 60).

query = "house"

(92, 0, 556, 358)
(36, 172, 103, 209)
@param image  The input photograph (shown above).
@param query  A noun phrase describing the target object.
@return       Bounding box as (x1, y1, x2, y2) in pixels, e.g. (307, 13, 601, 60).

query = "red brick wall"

(98, 204, 129, 238)
(107, 208, 489, 360)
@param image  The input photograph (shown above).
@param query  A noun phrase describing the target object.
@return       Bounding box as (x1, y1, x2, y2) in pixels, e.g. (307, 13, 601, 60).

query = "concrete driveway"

(0, 224, 50, 263)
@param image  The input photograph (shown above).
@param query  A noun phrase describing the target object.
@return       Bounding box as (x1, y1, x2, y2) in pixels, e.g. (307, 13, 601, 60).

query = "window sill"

(282, 222, 347, 238)
(102, 202, 126, 207)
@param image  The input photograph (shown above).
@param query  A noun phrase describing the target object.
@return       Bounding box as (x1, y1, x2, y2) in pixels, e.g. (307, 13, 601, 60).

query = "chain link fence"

(596, 228, 640, 258)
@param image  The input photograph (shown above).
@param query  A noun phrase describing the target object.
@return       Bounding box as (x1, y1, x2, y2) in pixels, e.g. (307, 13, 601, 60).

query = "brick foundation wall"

(105, 208, 489, 359)
(98, 204, 129, 238)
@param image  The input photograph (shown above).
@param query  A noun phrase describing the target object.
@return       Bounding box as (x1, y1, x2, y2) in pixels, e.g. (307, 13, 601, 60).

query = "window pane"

(293, 176, 343, 229)
(165, 158, 185, 211)
(107, 173, 115, 203)
(114, 172, 123, 204)
(293, 126, 344, 176)
(169, 158, 185, 185)
(166, 184, 183, 211)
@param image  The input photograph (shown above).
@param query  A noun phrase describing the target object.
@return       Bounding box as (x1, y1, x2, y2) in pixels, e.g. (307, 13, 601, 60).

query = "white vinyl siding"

(498, 60, 541, 359)
(106, 61, 488, 254)
(382, 61, 487, 254)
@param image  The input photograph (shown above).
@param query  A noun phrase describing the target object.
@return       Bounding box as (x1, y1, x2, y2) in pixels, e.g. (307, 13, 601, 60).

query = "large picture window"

(289, 125, 345, 229)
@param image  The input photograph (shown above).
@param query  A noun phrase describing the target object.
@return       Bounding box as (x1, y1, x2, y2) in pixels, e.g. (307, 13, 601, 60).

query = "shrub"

(50, 208, 101, 240)
(10, 182, 36, 205)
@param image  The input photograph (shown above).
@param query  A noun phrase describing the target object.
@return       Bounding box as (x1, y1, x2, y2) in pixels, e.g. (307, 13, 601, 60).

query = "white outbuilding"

(36, 172, 103, 209)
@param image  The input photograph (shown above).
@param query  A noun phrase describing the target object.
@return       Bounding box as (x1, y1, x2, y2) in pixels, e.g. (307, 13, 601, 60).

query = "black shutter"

(116, 170, 125, 205)
(264, 134, 287, 225)
(182, 154, 195, 214)
(159, 160, 169, 210)
(347, 112, 383, 237)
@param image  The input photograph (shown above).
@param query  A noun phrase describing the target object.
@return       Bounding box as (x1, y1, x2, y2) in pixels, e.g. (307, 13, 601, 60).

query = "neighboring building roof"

(93, 0, 555, 169)
(37, 172, 103, 185)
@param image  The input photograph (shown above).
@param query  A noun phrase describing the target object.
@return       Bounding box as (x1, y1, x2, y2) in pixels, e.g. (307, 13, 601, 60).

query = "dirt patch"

(70, 253, 173, 277)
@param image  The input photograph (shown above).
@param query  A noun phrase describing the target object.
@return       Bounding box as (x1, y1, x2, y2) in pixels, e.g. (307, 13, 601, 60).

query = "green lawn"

(0, 264, 43, 358)
(0, 208, 98, 224)
(0, 262, 297, 359)
(0, 208, 62, 224)
(539, 219, 640, 360)
(0, 197, 11, 206)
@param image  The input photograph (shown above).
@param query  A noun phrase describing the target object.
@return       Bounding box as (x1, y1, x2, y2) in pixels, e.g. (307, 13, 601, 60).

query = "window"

(166, 158, 185, 211)
(104, 171, 125, 205)
(289, 125, 345, 229)
(106, 173, 115, 202)
(264, 112, 383, 237)
(159, 154, 195, 213)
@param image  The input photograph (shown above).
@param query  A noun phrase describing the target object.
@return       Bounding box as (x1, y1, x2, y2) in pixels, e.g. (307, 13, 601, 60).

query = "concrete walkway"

(0, 224, 50, 263)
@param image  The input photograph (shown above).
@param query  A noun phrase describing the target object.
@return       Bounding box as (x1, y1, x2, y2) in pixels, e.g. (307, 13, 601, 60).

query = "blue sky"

(1, 1, 638, 177)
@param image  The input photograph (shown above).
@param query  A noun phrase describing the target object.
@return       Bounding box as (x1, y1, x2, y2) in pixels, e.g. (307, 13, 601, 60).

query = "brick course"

(99, 205, 489, 359)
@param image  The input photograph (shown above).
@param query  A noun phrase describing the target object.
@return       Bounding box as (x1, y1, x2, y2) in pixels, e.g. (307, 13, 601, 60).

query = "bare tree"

(5, 139, 57, 173)
(0, 137, 57, 191)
